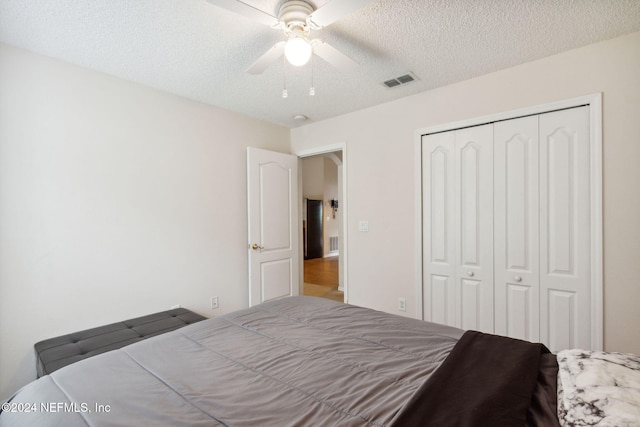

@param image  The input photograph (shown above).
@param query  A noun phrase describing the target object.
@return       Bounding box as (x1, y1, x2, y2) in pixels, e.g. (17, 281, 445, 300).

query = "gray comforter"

(0, 297, 463, 426)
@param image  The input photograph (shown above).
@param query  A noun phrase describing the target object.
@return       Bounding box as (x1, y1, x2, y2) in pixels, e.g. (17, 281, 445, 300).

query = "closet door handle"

(467, 271, 475, 277)
(251, 243, 264, 250)
(514, 275, 522, 282)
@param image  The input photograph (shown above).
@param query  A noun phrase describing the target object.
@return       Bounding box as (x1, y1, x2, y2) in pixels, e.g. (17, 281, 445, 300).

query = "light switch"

(358, 221, 369, 232)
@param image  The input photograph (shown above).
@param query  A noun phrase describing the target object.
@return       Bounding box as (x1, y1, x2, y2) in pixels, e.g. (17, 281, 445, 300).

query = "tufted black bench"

(34, 308, 207, 377)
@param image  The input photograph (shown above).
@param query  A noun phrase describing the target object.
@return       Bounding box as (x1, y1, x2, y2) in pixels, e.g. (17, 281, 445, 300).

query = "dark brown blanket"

(391, 330, 560, 427)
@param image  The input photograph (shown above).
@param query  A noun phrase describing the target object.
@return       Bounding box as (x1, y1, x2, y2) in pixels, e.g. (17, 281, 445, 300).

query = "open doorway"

(300, 150, 344, 302)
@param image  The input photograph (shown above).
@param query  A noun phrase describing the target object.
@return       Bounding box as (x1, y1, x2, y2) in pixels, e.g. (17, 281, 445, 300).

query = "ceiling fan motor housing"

(278, 0, 314, 31)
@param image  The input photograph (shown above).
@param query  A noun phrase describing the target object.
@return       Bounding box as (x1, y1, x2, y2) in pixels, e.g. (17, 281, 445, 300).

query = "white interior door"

(422, 131, 456, 327)
(421, 125, 494, 332)
(454, 125, 494, 333)
(539, 106, 591, 351)
(494, 116, 540, 342)
(247, 147, 299, 307)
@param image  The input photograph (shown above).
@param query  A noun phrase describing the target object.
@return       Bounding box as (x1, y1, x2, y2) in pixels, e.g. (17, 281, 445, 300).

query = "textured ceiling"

(1, 0, 639, 128)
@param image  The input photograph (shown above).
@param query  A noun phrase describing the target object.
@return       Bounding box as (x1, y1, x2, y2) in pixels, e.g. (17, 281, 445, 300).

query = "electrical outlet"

(398, 297, 406, 312)
(211, 296, 219, 310)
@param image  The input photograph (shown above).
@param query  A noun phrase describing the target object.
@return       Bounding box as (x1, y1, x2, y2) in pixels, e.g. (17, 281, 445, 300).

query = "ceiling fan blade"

(206, 0, 279, 27)
(246, 41, 285, 74)
(311, 40, 359, 73)
(307, 0, 375, 28)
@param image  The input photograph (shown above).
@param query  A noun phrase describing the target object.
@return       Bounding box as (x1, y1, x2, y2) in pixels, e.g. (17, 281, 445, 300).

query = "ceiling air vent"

(382, 72, 419, 89)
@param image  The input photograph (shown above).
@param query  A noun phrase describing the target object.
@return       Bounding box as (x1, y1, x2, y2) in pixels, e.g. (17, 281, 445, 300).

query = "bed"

(1, 297, 638, 426)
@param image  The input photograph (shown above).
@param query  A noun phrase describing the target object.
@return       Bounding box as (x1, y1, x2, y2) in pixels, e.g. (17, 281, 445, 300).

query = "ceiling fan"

(206, 0, 374, 74)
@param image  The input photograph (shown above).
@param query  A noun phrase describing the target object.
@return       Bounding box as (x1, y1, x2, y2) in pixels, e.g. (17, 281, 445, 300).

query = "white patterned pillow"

(557, 349, 640, 426)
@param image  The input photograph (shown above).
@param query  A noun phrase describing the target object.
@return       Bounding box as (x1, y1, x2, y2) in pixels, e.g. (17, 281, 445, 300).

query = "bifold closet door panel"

(454, 124, 494, 333)
(539, 106, 591, 352)
(421, 132, 456, 327)
(494, 116, 540, 342)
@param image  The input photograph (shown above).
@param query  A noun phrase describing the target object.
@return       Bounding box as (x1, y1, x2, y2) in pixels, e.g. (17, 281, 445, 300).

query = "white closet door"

(539, 106, 591, 352)
(454, 125, 494, 333)
(494, 116, 540, 341)
(422, 132, 456, 326)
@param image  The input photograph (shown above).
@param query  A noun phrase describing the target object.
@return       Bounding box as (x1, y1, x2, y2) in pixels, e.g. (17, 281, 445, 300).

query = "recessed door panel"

(430, 275, 449, 325)
(547, 289, 576, 351)
(430, 148, 449, 263)
(261, 162, 292, 251)
(505, 136, 530, 270)
(507, 284, 531, 341)
(460, 143, 480, 266)
(261, 259, 293, 302)
(546, 128, 576, 275)
(460, 279, 480, 331)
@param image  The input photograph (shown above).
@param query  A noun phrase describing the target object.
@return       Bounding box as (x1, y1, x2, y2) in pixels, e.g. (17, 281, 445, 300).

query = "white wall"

(301, 156, 324, 199)
(0, 44, 290, 400)
(291, 31, 640, 355)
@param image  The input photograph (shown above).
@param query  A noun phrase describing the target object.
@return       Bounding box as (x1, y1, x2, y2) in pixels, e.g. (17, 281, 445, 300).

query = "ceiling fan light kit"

(280, 2, 314, 67)
(284, 29, 312, 66)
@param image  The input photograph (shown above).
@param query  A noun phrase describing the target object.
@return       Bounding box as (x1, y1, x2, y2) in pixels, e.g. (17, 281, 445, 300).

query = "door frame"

(294, 142, 349, 302)
(414, 93, 603, 349)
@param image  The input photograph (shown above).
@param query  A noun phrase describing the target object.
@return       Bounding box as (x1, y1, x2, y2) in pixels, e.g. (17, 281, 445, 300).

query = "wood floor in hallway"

(303, 256, 343, 302)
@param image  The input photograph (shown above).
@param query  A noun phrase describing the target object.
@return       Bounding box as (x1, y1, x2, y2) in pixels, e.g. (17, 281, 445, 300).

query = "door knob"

(467, 271, 475, 277)
(251, 243, 264, 250)
(514, 276, 522, 282)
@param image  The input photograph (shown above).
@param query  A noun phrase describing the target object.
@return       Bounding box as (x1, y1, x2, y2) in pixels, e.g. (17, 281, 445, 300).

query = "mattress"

(0, 297, 464, 426)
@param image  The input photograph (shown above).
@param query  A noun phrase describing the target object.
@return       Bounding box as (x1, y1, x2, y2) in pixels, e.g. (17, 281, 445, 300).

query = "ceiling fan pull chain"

(310, 54, 315, 96)
(282, 54, 288, 99)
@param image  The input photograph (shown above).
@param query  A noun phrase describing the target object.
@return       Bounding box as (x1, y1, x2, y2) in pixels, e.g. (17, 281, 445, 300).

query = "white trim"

(414, 136, 424, 320)
(416, 94, 601, 135)
(415, 93, 603, 349)
(295, 142, 349, 302)
(295, 143, 345, 158)
(588, 94, 603, 351)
